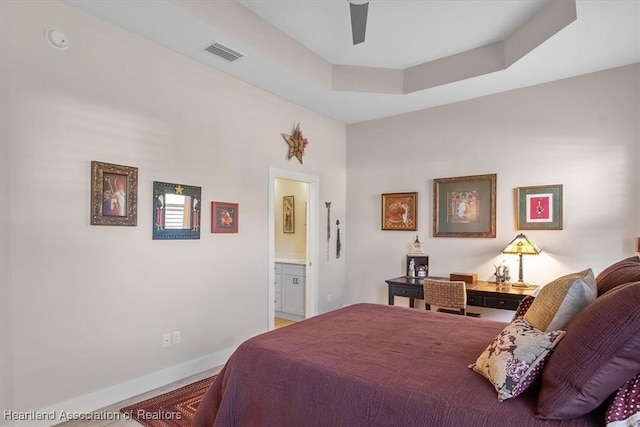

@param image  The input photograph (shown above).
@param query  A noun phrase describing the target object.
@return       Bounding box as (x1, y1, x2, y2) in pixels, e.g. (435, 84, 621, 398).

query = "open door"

(268, 168, 319, 330)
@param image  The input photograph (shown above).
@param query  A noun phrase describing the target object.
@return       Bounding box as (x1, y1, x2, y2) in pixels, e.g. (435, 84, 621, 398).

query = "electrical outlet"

(173, 331, 181, 345)
(163, 333, 171, 347)
(327, 294, 332, 303)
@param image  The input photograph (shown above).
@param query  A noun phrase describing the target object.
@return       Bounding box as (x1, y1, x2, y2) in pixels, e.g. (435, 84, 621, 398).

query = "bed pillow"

(536, 281, 640, 419)
(524, 269, 596, 332)
(596, 255, 640, 296)
(606, 373, 640, 427)
(470, 317, 565, 402)
(511, 295, 536, 321)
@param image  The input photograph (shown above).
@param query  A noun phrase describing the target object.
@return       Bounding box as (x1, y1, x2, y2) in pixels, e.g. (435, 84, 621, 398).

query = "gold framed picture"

(433, 174, 496, 238)
(90, 161, 138, 226)
(381, 192, 417, 231)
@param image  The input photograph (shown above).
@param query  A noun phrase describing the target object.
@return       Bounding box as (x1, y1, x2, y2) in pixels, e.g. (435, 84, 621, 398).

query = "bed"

(192, 303, 607, 427)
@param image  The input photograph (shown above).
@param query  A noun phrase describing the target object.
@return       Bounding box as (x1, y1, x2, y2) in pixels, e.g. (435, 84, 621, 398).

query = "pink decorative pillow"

(606, 373, 640, 427)
(596, 255, 640, 296)
(536, 281, 640, 419)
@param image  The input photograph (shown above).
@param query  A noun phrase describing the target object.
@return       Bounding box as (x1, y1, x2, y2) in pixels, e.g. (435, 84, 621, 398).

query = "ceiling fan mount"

(347, 0, 370, 45)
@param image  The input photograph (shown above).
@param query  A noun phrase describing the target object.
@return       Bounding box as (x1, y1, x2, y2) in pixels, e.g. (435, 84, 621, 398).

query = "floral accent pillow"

(470, 317, 566, 401)
(606, 373, 640, 427)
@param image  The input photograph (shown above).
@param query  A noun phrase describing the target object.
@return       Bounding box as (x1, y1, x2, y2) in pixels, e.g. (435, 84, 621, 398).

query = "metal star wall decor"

(282, 123, 308, 164)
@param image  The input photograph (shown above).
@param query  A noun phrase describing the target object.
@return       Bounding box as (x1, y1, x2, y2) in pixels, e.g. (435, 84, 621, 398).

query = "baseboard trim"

(7, 346, 236, 427)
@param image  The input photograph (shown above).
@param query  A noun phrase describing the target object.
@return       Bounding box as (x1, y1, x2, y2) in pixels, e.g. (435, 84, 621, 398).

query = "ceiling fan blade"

(349, 2, 368, 45)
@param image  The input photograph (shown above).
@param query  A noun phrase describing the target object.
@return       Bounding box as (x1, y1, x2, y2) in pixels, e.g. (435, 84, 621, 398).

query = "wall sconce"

(501, 233, 541, 287)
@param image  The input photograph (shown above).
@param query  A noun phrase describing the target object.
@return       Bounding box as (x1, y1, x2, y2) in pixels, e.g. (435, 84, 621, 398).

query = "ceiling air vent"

(204, 42, 245, 62)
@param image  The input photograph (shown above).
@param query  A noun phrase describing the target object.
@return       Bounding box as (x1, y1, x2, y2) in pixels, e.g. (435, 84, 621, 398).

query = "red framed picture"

(515, 184, 563, 230)
(211, 201, 238, 233)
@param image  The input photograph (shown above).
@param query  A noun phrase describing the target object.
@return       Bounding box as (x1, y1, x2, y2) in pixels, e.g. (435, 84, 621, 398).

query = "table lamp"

(501, 233, 541, 287)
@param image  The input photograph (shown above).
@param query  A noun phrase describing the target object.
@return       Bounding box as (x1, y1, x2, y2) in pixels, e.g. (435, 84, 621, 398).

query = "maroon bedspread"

(193, 303, 603, 427)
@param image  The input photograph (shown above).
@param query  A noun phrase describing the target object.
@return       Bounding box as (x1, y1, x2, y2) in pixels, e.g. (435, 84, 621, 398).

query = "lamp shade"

(501, 233, 541, 256)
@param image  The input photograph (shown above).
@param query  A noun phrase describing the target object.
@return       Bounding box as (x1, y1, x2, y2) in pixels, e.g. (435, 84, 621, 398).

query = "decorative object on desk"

(211, 201, 238, 233)
(325, 201, 331, 260)
(283, 195, 295, 233)
(152, 181, 201, 240)
(282, 123, 308, 164)
(408, 235, 425, 254)
(90, 161, 138, 226)
(406, 255, 428, 277)
(381, 192, 417, 230)
(501, 233, 541, 287)
(493, 262, 511, 284)
(515, 184, 563, 230)
(450, 273, 477, 284)
(336, 219, 341, 259)
(417, 265, 427, 277)
(433, 174, 496, 238)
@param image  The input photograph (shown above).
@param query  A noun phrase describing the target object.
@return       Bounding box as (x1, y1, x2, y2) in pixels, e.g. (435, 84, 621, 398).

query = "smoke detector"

(45, 28, 69, 50)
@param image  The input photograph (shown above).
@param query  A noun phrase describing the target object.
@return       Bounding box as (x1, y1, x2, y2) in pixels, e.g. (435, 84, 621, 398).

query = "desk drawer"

(467, 295, 484, 306)
(394, 286, 421, 299)
(485, 297, 520, 310)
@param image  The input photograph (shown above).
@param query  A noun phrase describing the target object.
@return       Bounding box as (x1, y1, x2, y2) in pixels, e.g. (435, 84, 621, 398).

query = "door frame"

(268, 167, 319, 330)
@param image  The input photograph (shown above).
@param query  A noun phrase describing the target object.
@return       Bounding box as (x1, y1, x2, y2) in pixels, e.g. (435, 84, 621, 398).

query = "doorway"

(268, 168, 319, 330)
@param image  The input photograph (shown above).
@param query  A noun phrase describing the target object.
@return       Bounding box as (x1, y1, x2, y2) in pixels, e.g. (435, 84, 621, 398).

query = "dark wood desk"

(385, 276, 537, 311)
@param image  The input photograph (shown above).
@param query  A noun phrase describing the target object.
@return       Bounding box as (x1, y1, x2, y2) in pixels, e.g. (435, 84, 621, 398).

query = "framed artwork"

(433, 174, 496, 238)
(152, 181, 201, 240)
(90, 161, 138, 226)
(515, 184, 563, 230)
(211, 201, 238, 233)
(283, 195, 295, 233)
(381, 192, 417, 231)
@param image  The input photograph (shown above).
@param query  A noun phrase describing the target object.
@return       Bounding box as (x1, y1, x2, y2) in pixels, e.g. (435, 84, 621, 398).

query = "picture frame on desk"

(406, 255, 429, 277)
(433, 174, 496, 238)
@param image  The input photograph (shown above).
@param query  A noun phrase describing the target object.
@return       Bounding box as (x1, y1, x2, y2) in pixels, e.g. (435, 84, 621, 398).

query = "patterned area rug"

(120, 376, 215, 427)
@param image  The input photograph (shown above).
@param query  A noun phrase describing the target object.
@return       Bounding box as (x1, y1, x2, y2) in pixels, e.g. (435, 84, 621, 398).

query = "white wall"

(346, 64, 640, 311)
(0, 0, 346, 418)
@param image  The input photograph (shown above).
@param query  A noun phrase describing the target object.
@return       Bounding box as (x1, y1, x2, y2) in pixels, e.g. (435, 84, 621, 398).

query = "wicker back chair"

(423, 279, 467, 316)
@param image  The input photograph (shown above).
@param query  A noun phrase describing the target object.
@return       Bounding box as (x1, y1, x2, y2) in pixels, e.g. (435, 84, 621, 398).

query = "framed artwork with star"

(152, 181, 202, 240)
(515, 184, 563, 230)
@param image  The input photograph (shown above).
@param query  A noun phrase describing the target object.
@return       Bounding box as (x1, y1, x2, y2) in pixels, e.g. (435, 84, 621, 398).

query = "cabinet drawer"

(393, 286, 421, 299)
(275, 263, 282, 274)
(467, 295, 484, 306)
(485, 297, 520, 311)
(282, 264, 305, 276)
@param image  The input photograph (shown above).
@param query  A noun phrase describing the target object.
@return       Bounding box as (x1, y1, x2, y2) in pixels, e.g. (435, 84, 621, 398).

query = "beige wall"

(346, 64, 640, 319)
(0, 0, 346, 418)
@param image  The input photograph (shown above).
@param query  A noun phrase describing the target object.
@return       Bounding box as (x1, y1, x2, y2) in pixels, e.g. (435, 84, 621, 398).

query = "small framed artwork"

(152, 181, 201, 240)
(433, 174, 496, 238)
(90, 161, 138, 226)
(211, 201, 238, 233)
(515, 184, 563, 230)
(283, 195, 295, 233)
(381, 192, 417, 231)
